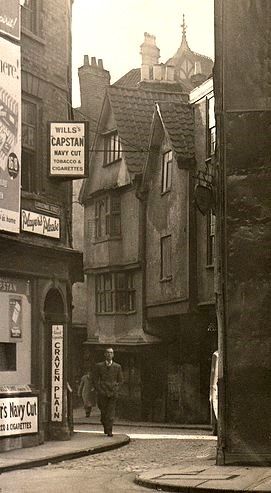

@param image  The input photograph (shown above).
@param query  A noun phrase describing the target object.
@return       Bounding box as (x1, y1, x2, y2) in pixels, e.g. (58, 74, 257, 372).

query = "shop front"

(0, 236, 83, 451)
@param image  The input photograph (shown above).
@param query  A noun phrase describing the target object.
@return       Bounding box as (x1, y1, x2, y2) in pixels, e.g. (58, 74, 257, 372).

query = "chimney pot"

(165, 65, 175, 81)
(141, 65, 151, 81)
(153, 64, 163, 81)
(84, 55, 89, 66)
(98, 59, 104, 69)
(91, 56, 97, 66)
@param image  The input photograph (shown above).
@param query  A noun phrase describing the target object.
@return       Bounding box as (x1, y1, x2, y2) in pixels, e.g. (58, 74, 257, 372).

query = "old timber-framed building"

(79, 20, 216, 423)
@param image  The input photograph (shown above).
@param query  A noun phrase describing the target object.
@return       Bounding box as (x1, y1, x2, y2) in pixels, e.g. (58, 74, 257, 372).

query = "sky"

(72, 0, 214, 107)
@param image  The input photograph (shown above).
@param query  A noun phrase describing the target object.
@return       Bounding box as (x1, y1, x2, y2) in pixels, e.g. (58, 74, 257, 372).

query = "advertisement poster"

(9, 296, 22, 339)
(51, 325, 63, 422)
(0, 36, 21, 233)
(49, 121, 88, 178)
(0, 0, 20, 41)
(21, 209, 60, 239)
(0, 396, 38, 437)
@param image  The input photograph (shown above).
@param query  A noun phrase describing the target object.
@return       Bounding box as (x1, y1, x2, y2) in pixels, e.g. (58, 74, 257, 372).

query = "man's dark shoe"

(107, 432, 113, 437)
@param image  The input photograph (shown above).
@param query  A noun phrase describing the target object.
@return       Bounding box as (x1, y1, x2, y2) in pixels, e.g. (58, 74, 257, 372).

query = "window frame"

(103, 131, 122, 166)
(206, 95, 216, 158)
(94, 194, 121, 241)
(95, 272, 136, 314)
(161, 150, 173, 194)
(0, 343, 17, 372)
(207, 209, 216, 266)
(21, 0, 40, 36)
(160, 234, 172, 281)
(21, 96, 39, 193)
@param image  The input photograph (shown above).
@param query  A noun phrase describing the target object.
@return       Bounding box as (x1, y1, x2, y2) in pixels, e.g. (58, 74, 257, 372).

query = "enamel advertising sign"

(0, 0, 20, 41)
(48, 121, 89, 178)
(0, 396, 38, 437)
(21, 209, 60, 239)
(0, 36, 21, 233)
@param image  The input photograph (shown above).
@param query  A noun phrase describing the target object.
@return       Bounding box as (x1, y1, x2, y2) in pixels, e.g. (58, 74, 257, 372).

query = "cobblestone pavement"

(0, 426, 216, 492)
(52, 429, 216, 474)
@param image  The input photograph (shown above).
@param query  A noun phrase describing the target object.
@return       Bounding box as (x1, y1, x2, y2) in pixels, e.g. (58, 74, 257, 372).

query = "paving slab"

(135, 464, 271, 492)
(0, 432, 130, 473)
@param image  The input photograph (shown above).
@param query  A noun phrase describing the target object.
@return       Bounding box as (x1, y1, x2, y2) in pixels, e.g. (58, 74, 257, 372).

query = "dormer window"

(104, 131, 122, 165)
(161, 150, 173, 193)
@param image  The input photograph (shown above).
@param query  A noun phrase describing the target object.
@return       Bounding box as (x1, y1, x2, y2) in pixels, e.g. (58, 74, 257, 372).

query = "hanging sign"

(48, 121, 89, 179)
(51, 325, 63, 422)
(194, 184, 214, 215)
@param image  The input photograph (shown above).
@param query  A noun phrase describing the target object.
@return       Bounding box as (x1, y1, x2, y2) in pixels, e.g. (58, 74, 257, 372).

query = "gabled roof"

(107, 86, 188, 174)
(157, 101, 195, 165)
(80, 86, 193, 203)
(142, 100, 195, 190)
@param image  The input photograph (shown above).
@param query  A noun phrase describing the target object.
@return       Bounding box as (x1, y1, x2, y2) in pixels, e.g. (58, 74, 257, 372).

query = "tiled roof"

(157, 101, 195, 165)
(108, 86, 188, 174)
(114, 68, 141, 88)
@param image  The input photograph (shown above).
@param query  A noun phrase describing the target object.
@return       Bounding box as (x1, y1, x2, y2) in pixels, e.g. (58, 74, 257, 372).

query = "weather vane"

(181, 14, 187, 36)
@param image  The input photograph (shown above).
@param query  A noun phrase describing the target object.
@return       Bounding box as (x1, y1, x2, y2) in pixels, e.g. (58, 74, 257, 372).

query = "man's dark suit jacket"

(94, 361, 123, 398)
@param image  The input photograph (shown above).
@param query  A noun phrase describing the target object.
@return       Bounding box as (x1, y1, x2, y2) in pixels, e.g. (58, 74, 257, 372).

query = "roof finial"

(181, 14, 187, 37)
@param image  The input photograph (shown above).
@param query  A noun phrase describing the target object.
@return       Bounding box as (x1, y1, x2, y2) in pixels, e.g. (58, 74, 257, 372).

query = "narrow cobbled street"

(0, 425, 216, 492)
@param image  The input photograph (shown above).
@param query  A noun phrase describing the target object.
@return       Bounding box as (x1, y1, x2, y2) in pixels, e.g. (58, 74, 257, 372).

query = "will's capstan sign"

(49, 121, 88, 178)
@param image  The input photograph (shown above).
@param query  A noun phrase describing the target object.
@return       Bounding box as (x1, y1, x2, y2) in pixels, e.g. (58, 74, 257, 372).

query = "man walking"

(94, 347, 123, 437)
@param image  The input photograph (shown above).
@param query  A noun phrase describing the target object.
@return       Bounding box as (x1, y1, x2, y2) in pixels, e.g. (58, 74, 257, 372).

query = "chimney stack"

(140, 32, 160, 81)
(78, 55, 110, 136)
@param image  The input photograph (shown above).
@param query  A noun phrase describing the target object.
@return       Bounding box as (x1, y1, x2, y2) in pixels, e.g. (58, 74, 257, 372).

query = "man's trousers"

(98, 394, 117, 434)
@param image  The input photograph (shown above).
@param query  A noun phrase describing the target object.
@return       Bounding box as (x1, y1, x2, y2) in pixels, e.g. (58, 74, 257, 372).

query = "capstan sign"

(48, 121, 88, 178)
(0, 396, 38, 437)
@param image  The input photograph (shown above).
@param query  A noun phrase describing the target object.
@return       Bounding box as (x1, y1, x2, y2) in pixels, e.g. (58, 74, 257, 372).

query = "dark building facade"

(0, 0, 82, 452)
(214, 0, 271, 465)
